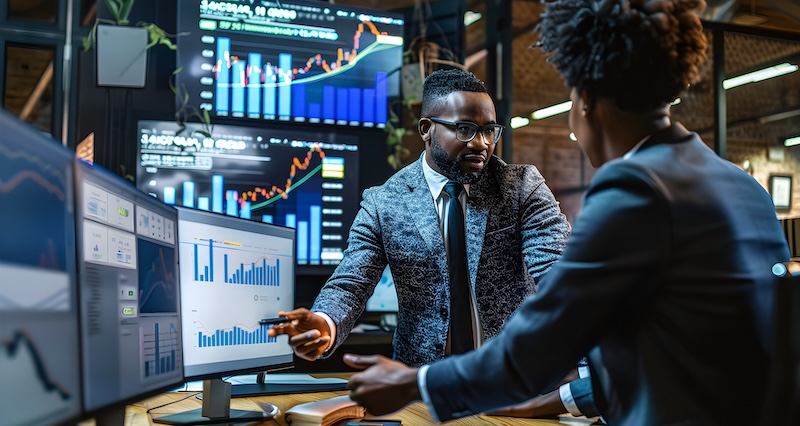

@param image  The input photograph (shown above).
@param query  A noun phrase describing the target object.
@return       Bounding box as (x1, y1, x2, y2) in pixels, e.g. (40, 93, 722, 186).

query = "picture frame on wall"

(769, 174, 793, 210)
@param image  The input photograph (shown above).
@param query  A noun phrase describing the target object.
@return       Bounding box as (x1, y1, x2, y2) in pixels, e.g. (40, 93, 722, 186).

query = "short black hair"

(537, 0, 707, 111)
(421, 68, 488, 117)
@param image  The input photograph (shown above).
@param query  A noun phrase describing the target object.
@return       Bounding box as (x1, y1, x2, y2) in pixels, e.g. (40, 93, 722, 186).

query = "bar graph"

(215, 35, 390, 125)
(196, 322, 277, 348)
(190, 237, 282, 286)
(138, 121, 360, 266)
(177, 0, 403, 129)
(142, 322, 179, 378)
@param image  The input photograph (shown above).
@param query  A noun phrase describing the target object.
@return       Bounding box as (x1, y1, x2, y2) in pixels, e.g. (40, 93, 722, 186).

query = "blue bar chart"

(214, 35, 390, 126)
(138, 121, 360, 266)
(191, 237, 281, 286)
(143, 322, 179, 378)
(197, 324, 277, 348)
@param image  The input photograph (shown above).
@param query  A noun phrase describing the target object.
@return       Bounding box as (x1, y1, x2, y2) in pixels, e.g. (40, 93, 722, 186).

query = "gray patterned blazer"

(311, 154, 570, 367)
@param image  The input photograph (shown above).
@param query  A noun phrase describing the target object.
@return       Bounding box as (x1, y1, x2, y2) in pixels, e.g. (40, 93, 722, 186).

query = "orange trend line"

(0, 169, 65, 200)
(240, 147, 326, 206)
(213, 19, 387, 80)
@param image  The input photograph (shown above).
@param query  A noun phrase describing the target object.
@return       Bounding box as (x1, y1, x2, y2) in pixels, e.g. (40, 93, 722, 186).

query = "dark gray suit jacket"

(312, 154, 570, 367)
(425, 124, 791, 425)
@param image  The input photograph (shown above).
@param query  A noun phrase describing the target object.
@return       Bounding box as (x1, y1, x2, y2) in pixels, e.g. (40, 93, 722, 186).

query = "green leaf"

(118, 0, 134, 23)
(103, 0, 121, 23)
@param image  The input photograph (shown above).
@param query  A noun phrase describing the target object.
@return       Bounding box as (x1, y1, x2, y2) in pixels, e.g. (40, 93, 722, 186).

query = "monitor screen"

(176, 207, 294, 379)
(365, 265, 399, 313)
(0, 110, 83, 426)
(74, 160, 184, 413)
(136, 120, 359, 271)
(176, 0, 404, 128)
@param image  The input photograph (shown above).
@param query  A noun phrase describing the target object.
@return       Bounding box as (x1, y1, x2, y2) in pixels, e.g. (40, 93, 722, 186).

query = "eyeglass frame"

(426, 117, 505, 145)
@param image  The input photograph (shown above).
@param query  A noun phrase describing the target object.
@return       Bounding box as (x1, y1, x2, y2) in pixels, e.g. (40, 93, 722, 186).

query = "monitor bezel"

(73, 159, 186, 417)
(175, 206, 296, 382)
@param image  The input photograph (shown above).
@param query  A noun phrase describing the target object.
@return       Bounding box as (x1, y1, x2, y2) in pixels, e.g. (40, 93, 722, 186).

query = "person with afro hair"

(341, 0, 792, 424)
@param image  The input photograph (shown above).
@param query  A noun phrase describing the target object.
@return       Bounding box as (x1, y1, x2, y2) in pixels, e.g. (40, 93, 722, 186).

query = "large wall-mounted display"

(137, 120, 360, 270)
(177, 0, 404, 128)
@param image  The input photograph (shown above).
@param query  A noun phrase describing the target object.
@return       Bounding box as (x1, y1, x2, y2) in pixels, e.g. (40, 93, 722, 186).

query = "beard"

(430, 132, 484, 184)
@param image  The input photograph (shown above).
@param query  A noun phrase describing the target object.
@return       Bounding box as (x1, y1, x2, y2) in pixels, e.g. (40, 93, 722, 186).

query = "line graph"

(1, 327, 82, 425)
(139, 121, 359, 266)
(178, 0, 403, 127)
(1, 329, 71, 400)
(0, 141, 72, 273)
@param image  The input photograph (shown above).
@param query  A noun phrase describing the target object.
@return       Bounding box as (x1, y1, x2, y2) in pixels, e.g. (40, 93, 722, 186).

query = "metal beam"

(485, 0, 514, 160)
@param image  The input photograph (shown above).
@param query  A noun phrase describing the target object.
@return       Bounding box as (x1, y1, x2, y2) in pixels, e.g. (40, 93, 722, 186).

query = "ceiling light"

(464, 11, 482, 27)
(723, 63, 799, 90)
(510, 116, 530, 129)
(785, 135, 800, 147)
(531, 101, 572, 120)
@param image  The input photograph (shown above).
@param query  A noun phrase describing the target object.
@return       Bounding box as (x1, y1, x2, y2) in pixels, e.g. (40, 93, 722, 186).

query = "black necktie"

(444, 181, 473, 354)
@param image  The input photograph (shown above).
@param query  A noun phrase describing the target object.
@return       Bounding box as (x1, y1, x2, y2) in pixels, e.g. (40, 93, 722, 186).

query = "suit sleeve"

(518, 166, 571, 287)
(569, 377, 601, 418)
(310, 187, 388, 355)
(423, 162, 671, 421)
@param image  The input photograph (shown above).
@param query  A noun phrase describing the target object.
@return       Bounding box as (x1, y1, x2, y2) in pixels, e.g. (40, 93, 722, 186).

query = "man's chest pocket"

(482, 224, 518, 257)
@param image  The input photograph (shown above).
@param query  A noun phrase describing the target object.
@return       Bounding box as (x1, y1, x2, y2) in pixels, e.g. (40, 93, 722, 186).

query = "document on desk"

(176, 374, 348, 392)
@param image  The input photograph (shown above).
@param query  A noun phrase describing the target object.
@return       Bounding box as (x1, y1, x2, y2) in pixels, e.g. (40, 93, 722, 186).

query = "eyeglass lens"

(455, 122, 503, 144)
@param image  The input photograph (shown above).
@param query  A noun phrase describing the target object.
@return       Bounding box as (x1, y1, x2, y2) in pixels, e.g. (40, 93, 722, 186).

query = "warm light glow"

(531, 101, 573, 120)
(528, 63, 798, 120)
(723, 63, 799, 90)
(464, 11, 482, 27)
(510, 116, 530, 129)
(785, 135, 800, 147)
(569, 133, 577, 141)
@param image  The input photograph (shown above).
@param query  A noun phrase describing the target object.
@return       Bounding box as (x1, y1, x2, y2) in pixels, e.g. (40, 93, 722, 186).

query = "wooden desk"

(125, 375, 599, 426)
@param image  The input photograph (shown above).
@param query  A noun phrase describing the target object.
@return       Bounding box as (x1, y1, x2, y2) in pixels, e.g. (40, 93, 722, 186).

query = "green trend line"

(243, 40, 398, 89)
(250, 163, 324, 211)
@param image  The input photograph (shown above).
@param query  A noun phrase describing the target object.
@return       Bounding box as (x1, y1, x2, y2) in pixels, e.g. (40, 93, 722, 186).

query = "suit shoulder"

(487, 158, 546, 185)
(363, 161, 419, 198)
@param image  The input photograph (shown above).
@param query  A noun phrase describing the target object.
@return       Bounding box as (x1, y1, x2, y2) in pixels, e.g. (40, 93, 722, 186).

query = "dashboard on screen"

(136, 120, 359, 270)
(176, 207, 295, 379)
(75, 160, 184, 413)
(176, 0, 403, 128)
(0, 110, 83, 426)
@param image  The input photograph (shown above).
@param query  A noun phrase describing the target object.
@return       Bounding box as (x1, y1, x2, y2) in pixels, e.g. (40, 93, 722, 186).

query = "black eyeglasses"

(427, 117, 505, 145)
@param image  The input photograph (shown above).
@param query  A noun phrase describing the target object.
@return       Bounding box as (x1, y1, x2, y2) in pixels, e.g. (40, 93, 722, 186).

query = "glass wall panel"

(3, 43, 55, 135)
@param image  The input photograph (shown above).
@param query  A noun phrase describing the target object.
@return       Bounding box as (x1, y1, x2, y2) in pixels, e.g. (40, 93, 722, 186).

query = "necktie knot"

(444, 181, 463, 200)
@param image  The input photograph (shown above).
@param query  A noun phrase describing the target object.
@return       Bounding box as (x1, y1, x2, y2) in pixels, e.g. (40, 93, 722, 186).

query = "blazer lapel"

(465, 175, 495, 288)
(403, 160, 443, 253)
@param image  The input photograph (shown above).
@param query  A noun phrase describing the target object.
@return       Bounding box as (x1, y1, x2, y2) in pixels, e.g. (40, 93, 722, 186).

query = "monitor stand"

(94, 405, 126, 426)
(153, 378, 278, 425)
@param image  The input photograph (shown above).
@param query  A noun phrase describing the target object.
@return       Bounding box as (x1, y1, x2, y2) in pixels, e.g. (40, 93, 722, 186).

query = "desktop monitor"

(74, 159, 184, 422)
(0, 110, 83, 426)
(154, 207, 295, 424)
(136, 120, 360, 273)
(176, 0, 404, 128)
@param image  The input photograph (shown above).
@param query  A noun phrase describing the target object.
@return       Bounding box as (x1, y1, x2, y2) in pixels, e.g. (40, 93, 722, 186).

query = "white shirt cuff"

(313, 311, 337, 356)
(559, 382, 584, 417)
(417, 365, 442, 423)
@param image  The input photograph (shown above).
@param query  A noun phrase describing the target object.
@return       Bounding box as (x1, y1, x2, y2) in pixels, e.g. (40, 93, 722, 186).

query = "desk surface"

(125, 374, 599, 426)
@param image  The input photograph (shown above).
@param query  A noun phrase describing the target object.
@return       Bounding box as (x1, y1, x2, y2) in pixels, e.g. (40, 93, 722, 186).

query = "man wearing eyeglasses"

(269, 69, 570, 377)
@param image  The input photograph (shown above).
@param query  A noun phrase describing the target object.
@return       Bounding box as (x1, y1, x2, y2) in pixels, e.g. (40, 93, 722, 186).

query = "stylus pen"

(258, 316, 289, 326)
